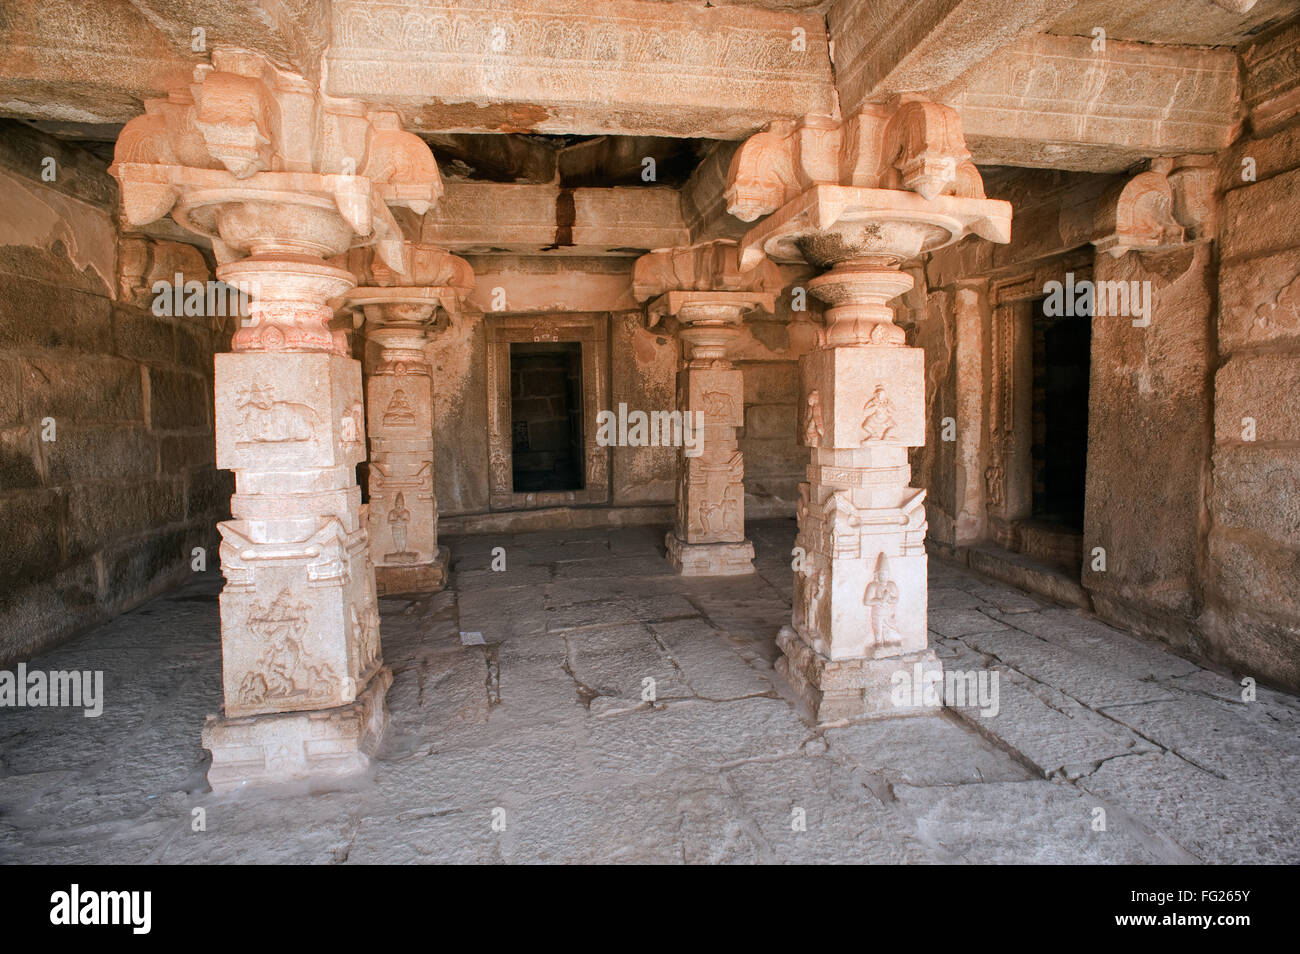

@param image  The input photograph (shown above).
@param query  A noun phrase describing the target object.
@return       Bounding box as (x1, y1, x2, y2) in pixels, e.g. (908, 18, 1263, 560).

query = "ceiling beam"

(419, 182, 689, 255)
(936, 33, 1241, 172)
(324, 0, 835, 139)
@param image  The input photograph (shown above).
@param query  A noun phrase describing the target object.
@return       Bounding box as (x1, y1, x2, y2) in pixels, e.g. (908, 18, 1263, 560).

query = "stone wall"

(914, 30, 1300, 690)
(0, 122, 229, 666)
(1204, 20, 1300, 689)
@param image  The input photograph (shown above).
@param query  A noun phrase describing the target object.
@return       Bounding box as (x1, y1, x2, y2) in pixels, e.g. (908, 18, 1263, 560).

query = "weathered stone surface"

(422, 182, 689, 255)
(829, 0, 1061, 112)
(324, 0, 835, 139)
(1207, 531, 1300, 622)
(1221, 165, 1300, 261)
(1049, 0, 1297, 48)
(0, 277, 112, 354)
(1219, 245, 1300, 352)
(1214, 353, 1300, 444)
(20, 355, 143, 426)
(1211, 445, 1300, 542)
(1081, 244, 1213, 623)
(1240, 14, 1300, 133)
(938, 34, 1240, 172)
(609, 314, 676, 506)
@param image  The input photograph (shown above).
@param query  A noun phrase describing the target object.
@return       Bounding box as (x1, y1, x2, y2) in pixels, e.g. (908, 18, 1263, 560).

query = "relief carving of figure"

(703, 390, 734, 421)
(802, 390, 824, 446)
(382, 388, 417, 427)
(985, 464, 1005, 509)
(698, 483, 742, 537)
(385, 492, 415, 562)
(860, 384, 898, 442)
(864, 553, 903, 647)
(340, 402, 365, 444)
(234, 379, 318, 444)
(351, 589, 382, 673)
(803, 566, 827, 648)
(238, 588, 340, 707)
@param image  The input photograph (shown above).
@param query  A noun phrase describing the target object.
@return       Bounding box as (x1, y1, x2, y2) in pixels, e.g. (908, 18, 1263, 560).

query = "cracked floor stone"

(0, 518, 1296, 864)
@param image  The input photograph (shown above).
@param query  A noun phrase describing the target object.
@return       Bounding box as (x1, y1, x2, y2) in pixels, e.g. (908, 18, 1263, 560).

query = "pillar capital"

(724, 100, 1011, 271)
(109, 48, 440, 273)
(1091, 163, 1193, 258)
(633, 239, 783, 351)
(343, 244, 476, 334)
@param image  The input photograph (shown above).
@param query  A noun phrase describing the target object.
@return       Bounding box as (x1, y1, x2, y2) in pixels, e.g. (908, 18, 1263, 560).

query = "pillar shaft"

(364, 320, 447, 593)
(667, 302, 755, 575)
(780, 259, 938, 720)
(206, 251, 390, 789)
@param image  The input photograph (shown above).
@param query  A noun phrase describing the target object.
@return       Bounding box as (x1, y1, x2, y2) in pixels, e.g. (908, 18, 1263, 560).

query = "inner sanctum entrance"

(1030, 296, 1092, 535)
(510, 341, 585, 493)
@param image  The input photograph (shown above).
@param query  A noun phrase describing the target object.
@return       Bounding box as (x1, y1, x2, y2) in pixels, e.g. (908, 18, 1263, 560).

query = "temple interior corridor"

(2, 0, 1299, 870)
(2, 520, 1295, 864)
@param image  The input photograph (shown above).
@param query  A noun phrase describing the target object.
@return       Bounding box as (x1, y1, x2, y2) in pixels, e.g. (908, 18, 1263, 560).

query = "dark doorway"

(1030, 297, 1091, 531)
(509, 342, 584, 493)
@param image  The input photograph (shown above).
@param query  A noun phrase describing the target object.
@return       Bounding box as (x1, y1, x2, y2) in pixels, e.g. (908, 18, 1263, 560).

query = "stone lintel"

(421, 182, 689, 255)
(325, 0, 835, 139)
(937, 33, 1241, 172)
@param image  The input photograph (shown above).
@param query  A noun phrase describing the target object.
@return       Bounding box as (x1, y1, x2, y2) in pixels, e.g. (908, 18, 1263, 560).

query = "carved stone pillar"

(633, 242, 782, 576)
(344, 245, 474, 594)
(725, 101, 1013, 721)
(109, 51, 441, 788)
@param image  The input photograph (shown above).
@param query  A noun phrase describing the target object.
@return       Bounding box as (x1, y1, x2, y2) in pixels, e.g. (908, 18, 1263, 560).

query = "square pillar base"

(776, 626, 941, 723)
(665, 533, 755, 576)
(202, 667, 393, 792)
(375, 546, 450, 595)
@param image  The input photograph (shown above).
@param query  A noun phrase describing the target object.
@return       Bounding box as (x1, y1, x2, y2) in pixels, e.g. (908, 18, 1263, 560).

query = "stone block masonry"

(0, 122, 229, 668)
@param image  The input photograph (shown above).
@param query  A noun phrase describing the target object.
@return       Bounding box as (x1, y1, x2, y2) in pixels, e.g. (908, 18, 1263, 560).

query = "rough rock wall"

(1082, 243, 1216, 647)
(0, 123, 229, 666)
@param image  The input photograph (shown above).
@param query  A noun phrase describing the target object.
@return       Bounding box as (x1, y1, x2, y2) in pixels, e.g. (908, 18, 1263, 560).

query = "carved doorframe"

(486, 313, 611, 510)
